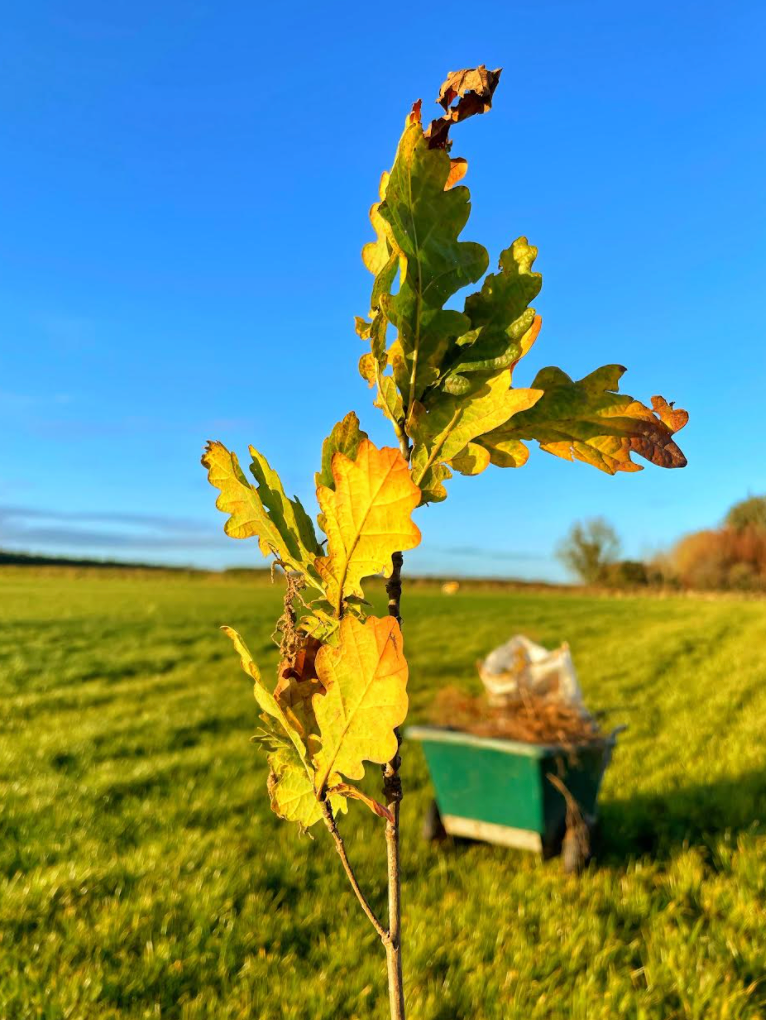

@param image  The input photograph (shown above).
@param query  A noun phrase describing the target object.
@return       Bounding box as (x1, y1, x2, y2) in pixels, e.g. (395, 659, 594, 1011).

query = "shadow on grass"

(414, 768, 766, 870)
(597, 767, 766, 861)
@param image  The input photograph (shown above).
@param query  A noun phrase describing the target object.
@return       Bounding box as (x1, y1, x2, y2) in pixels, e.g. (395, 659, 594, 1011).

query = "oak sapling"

(203, 65, 687, 1020)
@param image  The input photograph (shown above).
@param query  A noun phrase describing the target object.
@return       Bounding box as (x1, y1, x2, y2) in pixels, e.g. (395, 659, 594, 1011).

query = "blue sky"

(2, 1, 765, 580)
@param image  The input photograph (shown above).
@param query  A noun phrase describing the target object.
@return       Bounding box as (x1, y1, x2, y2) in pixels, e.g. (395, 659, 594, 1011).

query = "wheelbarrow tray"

(406, 724, 619, 854)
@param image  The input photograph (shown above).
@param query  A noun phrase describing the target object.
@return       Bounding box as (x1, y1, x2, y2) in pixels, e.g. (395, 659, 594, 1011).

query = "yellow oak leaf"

(315, 439, 421, 615)
(202, 441, 321, 586)
(449, 441, 491, 476)
(312, 615, 408, 794)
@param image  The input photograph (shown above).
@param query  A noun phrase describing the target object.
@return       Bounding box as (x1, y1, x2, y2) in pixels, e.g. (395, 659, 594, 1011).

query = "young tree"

(557, 518, 621, 584)
(203, 66, 688, 1019)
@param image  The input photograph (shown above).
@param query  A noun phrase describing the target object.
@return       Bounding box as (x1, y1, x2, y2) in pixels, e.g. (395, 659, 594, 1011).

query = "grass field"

(2, 570, 765, 1019)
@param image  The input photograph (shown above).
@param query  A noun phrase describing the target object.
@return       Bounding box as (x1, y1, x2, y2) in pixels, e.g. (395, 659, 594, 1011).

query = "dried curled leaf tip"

(437, 65, 503, 115)
(425, 65, 503, 149)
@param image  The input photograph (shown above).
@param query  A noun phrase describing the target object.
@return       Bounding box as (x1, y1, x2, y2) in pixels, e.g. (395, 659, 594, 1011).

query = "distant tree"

(603, 559, 650, 587)
(557, 518, 621, 584)
(725, 495, 766, 532)
(671, 525, 766, 590)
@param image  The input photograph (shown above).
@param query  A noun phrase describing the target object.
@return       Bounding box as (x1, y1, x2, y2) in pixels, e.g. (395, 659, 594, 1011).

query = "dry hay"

(429, 685, 604, 748)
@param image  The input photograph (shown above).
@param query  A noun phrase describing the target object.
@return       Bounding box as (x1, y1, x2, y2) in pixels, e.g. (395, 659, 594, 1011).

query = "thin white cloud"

(0, 505, 224, 552)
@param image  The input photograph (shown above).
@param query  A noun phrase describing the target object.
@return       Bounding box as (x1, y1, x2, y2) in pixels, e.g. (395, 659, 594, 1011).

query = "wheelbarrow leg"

(561, 813, 596, 875)
(422, 798, 447, 842)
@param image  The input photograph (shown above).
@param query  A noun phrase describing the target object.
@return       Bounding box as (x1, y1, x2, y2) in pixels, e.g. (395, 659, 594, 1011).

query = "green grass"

(2, 569, 765, 1019)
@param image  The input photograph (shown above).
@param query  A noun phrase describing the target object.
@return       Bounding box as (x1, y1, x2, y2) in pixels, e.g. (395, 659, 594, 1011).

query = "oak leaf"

(359, 353, 377, 386)
(464, 237, 542, 334)
(315, 439, 421, 614)
(315, 412, 369, 491)
(267, 748, 346, 831)
(375, 375, 405, 433)
(249, 447, 323, 571)
(409, 372, 542, 502)
(274, 635, 324, 751)
(449, 442, 491, 476)
(202, 441, 322, 586)
(438, 239, 542, 399)
(376, 108, 489, 412)
(425, 65, 503, 149)
(360, 97, 542, 469)
(312, 615, 408, 794)
(478, 365, 688, 473)
(221, 625, 311, 770)
(445, 158, 468, 189)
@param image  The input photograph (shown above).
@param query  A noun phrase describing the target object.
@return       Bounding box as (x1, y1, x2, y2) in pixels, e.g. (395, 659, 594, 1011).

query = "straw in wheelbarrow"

(429, 685, 604, 748)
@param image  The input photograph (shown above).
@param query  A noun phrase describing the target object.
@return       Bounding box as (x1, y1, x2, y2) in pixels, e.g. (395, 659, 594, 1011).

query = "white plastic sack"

(478, 634, 585, 711)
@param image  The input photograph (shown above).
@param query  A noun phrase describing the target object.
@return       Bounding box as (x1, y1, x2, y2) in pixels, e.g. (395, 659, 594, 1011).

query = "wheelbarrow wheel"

(422, 798, 447, 842)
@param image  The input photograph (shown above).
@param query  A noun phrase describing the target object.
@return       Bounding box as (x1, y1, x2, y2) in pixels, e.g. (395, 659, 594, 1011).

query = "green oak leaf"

(374, 375, 405, 436)
(409, 372, 542, 503)
(375, 110, 489, 414)
(438, 238, 543, 398)
(315, 412, 369, 491)
(477, 365, 688, 474)
(440, 327, 522, 397)
(267, 747, 347, 832)
(463, 237, 542, 335)
(248, 448, 322, 571)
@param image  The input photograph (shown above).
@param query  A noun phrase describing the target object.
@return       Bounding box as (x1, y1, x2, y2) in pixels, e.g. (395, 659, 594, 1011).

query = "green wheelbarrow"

(406, 725, 624, 873)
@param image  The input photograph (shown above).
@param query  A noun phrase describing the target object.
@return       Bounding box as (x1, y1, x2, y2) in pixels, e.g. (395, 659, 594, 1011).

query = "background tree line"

(558, 495, 766, 591)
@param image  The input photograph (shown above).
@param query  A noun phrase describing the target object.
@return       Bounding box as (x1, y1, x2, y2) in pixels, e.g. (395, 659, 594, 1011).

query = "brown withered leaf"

(283, 634, 322, 684)
(425, 65, 503, 149)
(437, 66, 503, 114)
(327, 783, 395, 824)
(274, 634, 325, 747)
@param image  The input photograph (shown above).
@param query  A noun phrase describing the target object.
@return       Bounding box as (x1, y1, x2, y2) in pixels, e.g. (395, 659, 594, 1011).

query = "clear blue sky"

(3, 1, 765, 580)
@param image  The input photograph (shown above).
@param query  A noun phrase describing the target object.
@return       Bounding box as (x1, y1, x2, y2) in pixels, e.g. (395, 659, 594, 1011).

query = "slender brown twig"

(379, 432, 411, 1020)
(320, 800, 389, 944)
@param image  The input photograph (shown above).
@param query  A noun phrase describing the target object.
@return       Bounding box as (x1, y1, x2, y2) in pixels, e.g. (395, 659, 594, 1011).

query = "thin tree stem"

(324, 431, 410, 1018)
(382, 432, 408, 1019)
(382, 743, 404, 1020)
(320, 800, 389, 944)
